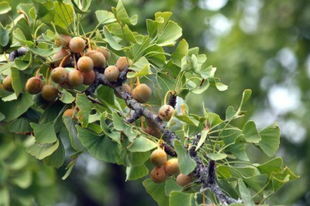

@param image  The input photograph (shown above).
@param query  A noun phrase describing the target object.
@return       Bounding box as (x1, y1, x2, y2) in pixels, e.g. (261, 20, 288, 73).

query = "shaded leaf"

(174, 140, 196, 175)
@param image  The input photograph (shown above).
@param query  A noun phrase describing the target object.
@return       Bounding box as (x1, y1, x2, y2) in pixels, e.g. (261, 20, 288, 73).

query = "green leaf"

(113, 0, 138, 25)
(11, 67, 27, 97)
(71, 0, 91, 14)
(44, 138, 65, 168)
(142, 178, 169, 206)
(171, 39, 188, 67)
(0, 188, 9, 206)
(174, 140, 196, 175)
(53, 2, 74, 29)
(112, 112, 137, 141)
(258, 123, 280, 157)
(62, 160, 75, 180)
(26, 139, 59, 160)
(215, 82, 228, 91)
(97, 85, 115, 106)
(257, 157, 283, 176)
(103, 27, 123, 50)
(238, 179, 255, 206)
(207, 153, 227, 161)
(230, 166, 258, 178)
(271, 166, 299, 192)
(59, 89, 75, 104)
(175, 114, 200, 127)
(225, 143, 249, 161)
(13, 28, 33, 47)
(100, 114, 120, 144)
(75, 93, 92, 128)
(106, 23, 137, 43)
(5, 146, 28, 170)
(63, 117, 84, 151)
(127, 57, 152, 78)
(164, 179, 183, 196)
(76, 125, 121, 164)
(242, 121, 261, 143)
(0, 93, 33, 122)
(0, 2, 11, 15)
(127, 136, 157, 152)
(239, 89, 252, 111)
(95, 10, 116, 24)
(195, 126, 209, 151)
(15, 17, 32, 41)
(244, 174, 268, 193)
(30, 122, 57, 144)
(144, 45, 166, 67)
(14, 52, 33, 71)
(125, 164, 148, 181)
(225, 106, 237, 121)
(157, 21, 182, 46)
(170, 191, 196, 206)
(0, 25, 11, 48)
(0, 112, 5, 121)
(11, 170, 32, 189)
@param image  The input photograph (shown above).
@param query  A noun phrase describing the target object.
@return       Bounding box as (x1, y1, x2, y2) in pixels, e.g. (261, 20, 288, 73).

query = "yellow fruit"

(85, 50, 106, 68)
(52, 48, 70, 66)
(2, 76, 13, 92)
(164, 158, 180, 175)
(68, 70, 84, 87)
(51, 67, 68, 84)
(176, 173, 193, 187)
(63, 108, 77, 121)
(104, 66, 119, 82)
(41, 85, 58, 101)
(55, 34, 71, 47)
(69, 37, 85, 53)
(158, 105, 175, 121)
(116, 56, 131, 71)
(150, 166, 168, 183)
(77, 56, 94, 73)
(132, 83, 152, 103)
(150, 148, 167, 167)
(82, 70, 96, 85)
(26, 77, 44, 94)
(96, 47, 110, 60)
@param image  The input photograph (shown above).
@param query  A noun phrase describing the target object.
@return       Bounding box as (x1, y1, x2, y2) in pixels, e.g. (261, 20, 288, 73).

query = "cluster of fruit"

(150, 148, 193, 187)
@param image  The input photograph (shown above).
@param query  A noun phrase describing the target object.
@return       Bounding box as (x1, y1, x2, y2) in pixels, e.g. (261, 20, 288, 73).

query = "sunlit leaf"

(126, 164, 148, 181)
(258, 123, 280, 157)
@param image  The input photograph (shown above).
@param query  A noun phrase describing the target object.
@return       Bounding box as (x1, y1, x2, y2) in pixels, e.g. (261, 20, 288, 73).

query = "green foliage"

(0, 0, 298, 205)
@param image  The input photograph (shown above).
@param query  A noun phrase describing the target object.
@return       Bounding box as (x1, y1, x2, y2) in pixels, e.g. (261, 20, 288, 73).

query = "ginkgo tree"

(0, 0, 298, 205)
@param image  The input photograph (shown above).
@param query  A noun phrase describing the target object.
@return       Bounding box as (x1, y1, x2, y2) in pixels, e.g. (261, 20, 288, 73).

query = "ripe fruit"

(26, 77, 44, 94)
(150, 148, 167, 167)
(41, 85, 58, 101)
(52, 48, 70, 66)
(164, 158, 180, 175)
(85, 50, 106, 68)
(132, 83, 152, 103)
(116, 56, 131, 71)
(63, 108, 77, 121)
(82, 70, 96, 85)
(77, 56, 94, 73)
(96, 47, 110, 60)
(104, 66, 119, 82)
(55, 34, 71, 47)
(2, 76, 13, 92)
(176, 173, 193, 187)
(68, 70, 84, 87)
(150, 166, 168, 183)
(51, 67, 68, 84)
(158, 105, 175, 121)
(69, 37, 85, 53)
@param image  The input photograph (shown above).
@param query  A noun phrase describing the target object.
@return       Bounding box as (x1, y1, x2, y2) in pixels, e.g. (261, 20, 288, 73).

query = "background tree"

(0, 0, 305, 205)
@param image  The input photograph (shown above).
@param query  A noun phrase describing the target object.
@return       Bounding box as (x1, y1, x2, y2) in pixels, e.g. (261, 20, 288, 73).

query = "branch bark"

(87, 70, 239, 205)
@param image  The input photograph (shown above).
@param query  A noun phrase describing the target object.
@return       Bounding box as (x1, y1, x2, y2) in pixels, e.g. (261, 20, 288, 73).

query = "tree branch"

(85, 63, 239, 205)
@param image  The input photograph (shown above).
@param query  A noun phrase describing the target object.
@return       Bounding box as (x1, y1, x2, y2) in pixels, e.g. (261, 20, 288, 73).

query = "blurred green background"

(1, 0, 309, 205)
